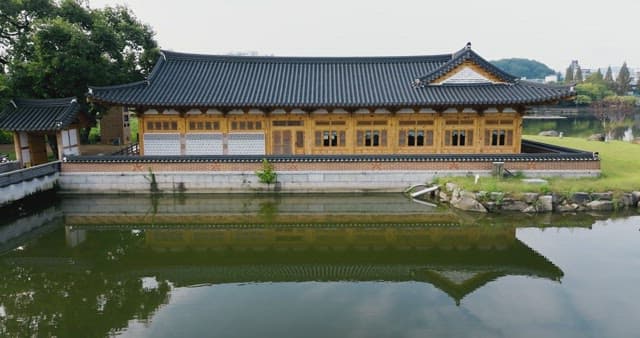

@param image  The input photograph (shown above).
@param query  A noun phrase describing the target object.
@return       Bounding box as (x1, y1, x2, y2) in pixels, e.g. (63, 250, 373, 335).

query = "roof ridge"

(160, 49, 453, 64)
(12, 97, 78, 106)
(89, 80, 148, 92)
(415, 45, 518, 86)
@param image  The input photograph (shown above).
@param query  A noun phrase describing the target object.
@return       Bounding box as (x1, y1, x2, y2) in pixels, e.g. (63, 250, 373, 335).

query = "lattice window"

(146, 120, 178, 131)
(484, 119, 514, 146)
(188, 121, 220, 131)
(444, 129, 474, 147)
(398, 120, 434, 147)
(230, 120, 263, 130)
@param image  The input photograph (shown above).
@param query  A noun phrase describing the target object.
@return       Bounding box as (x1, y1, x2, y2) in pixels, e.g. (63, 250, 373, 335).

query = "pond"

(1, 194, 639, 338)
(523, 111, 640, 139)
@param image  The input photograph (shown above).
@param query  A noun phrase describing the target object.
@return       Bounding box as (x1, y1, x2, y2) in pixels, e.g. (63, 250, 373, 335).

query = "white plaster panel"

(185, 133, 223, 155)
(227, 133, 265, 155)
(69, 129, 78, 146)
(62, 130, 70, 147)
(143, 133, 181, 155)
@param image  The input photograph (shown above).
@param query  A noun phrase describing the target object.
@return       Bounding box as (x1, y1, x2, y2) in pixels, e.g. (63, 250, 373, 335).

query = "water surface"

(1, 194, 638, 337)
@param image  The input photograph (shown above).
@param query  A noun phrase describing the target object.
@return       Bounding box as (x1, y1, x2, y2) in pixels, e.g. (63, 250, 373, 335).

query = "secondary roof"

(88, 44, 573, 109)
(0, 97, 82, 132)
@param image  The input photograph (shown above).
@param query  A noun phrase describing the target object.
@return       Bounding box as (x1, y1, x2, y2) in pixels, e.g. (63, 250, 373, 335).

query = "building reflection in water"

(0, 193, 592, 337)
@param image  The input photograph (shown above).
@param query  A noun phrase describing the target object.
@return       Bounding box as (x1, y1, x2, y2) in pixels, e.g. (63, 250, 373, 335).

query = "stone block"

(451, 196, 487, 213)
(500, 199, 529, 211)
(556, 203, 577, 212)
(445, 182, 459, 192)
(571, 192, 591, 204)
(523, 192, 539, 204)
(591, 192, 613, 201)
(489, 192, 504, 202)
(621, 193, 636, 207)
(586, 200, 614, 211)
(537, 195, 554, 212)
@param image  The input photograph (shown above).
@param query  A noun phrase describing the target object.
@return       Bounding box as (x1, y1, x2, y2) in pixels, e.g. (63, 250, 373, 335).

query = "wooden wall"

(138, 108, 523, 156)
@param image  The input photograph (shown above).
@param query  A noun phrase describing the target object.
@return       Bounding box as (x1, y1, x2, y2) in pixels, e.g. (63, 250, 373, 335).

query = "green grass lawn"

(442, 135, 640, 195)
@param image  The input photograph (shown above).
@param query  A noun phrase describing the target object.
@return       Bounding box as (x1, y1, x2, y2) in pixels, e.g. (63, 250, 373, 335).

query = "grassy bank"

(441, 136, 640, 195)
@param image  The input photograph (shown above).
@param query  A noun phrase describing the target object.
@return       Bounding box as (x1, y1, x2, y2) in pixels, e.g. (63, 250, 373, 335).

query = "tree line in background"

(564, 61, 637, 140)
(0, 0, 159, 117)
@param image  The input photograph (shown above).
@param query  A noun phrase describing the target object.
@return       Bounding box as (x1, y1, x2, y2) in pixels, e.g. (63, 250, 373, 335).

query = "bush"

(255, 159, 277, 184)
(0, 130, 13, 144)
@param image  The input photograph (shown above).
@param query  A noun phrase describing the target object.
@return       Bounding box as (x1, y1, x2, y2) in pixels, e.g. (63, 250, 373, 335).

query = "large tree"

(591, 95, 636, 141)
(3, 0, 158, 103)
(0, 0, 55, 72)
(615, 62, 631, 95)
(574, 66, 583, 82)
(604, 66, 615, 89)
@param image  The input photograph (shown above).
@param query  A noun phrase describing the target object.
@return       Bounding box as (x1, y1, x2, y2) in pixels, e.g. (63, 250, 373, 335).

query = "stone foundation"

(59, 158, 600, 193)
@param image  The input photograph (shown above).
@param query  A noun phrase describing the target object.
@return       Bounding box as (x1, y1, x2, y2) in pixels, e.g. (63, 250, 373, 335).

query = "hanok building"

(0, 97, 87, 167)
(64, 44, 600, 192)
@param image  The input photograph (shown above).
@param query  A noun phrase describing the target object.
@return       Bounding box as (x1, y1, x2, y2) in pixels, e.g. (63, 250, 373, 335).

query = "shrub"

(256, 159, 277, 184)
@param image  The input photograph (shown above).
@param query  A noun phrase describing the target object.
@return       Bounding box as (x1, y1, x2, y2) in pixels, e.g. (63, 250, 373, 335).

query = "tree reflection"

(0, 231, 171, 337)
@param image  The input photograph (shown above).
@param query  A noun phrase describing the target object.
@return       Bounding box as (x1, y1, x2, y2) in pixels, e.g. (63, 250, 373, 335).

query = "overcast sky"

(90, 0, 639, 72)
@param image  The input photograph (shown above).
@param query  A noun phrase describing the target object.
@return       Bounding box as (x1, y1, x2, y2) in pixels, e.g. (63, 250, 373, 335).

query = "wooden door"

(272, 130, 292, 155)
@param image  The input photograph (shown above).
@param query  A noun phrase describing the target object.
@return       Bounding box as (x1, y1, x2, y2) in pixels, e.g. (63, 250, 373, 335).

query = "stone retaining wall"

(60, 159, 599, 193)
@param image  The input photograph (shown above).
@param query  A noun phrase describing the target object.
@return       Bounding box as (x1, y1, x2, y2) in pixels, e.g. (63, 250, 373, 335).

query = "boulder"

(537, 195, 554, 212)
(523, 192, 540, 204)
(586, 200, 614, 211)
(556, 203, 578, 212)
(587, 133, 605, 141)
(439, 191, 450, 203)
(522, 205, 537, 213)
(489, 191, 505, 202)
(482, 201, 498, 212)
(632, 191, 640, 204)
(445, 182, 459, 192)
(500, 199, 529, 211)
(571, 192, 591, 204)
(621, 193, 636, 207)
(538, 130, 559, 137)
(451, 196, 487, 213)
(591, 192, 613, 201)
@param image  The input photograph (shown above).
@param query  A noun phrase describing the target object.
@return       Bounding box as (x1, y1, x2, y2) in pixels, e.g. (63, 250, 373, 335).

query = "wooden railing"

(0, 161, 61, 189)
(111, 142, 140, 156)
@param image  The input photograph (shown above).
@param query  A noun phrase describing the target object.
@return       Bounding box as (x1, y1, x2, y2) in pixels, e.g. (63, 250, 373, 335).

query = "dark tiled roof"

(0, 97, 81, 131)
(416, 43, 518, 84)
(88, 46, 573, 108)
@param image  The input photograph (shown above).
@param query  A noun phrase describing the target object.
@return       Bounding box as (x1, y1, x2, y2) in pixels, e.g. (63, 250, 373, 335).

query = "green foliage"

(0, 130, 13, 144)
(129, 115, 139, 142)
(575, 82, 614, 103)
(88, 126, 101, 144)
(575, 95, 592, 105)
(491, 58, 555, 80)
(604, 66, 614, 86)
(616, 62, 631, 95)
(255, 159, 278, 184)
(2, 0, 158, 118)
(574, 67, 583, 82)
(143, 167, 159, 192)
(0, 73, 11, 106)
(587, 69, 603, 83)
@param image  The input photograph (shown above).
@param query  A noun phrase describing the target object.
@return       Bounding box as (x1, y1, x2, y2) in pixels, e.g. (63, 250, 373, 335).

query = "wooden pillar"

(12, 132, 22, 166)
